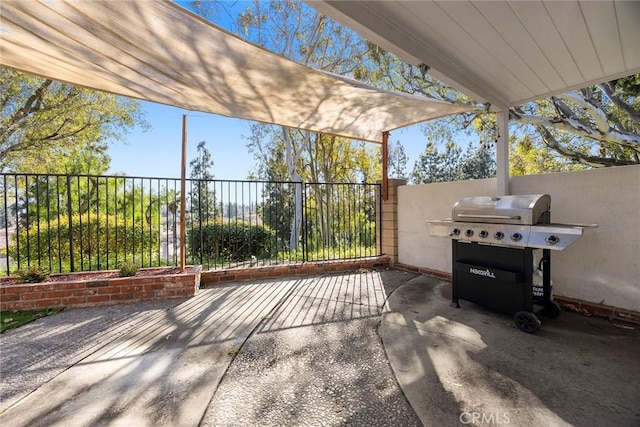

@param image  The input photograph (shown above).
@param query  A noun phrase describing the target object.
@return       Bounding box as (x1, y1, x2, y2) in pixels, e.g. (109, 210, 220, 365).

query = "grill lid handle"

(456, 214, 522, 220)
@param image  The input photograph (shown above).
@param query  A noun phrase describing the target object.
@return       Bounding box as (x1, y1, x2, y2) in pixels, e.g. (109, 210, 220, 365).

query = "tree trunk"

(283, 128, 302, 250)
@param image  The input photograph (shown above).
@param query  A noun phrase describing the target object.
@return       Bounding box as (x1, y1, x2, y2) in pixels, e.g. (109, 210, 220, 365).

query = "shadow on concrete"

(0, 299, 187, 411)
(201, 270, 422, 426)
(5, 270, 636, 426)
(0, 279, 301, 427)
(379, 273, 640, 426)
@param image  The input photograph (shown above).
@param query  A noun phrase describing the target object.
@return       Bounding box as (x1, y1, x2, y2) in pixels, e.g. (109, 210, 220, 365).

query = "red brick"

(112, 277, 134, 285)
(164, 281, 187, 289)
(61, 282, 85, 290)
(143, 283, 164, 291)
(86, 280, 109, 288)
(87, 295, 110, 303)
(35, 284, 59, 292)
(110, 293, 133, 301)
(133, 291, 156, 299)
(21, 292, 44, 300)
(45, 290, 72, 298)
(63, 297, 86, 304)
(5, 285, 35, 294)
(5, 301, 35, 310)
(174, 288, 195, 297)
(1, 294, 19, 302)
(581, 303, 614, 318)
(133, 277, 156, 284)
(73, 289, 98, 296)
(160, 290, 177, 297)
(35, 299, 61, 307)
(97, 286, 124, 295)
(121, 285, 143, 293)
(614, 310, 640, 324)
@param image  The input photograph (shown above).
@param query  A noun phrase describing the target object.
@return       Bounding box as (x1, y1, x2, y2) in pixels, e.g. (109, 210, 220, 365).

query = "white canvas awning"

(0, 0, 477, 143)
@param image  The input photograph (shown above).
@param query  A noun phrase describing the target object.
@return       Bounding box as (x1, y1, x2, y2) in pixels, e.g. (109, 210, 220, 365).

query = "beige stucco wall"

(398, 165, 640, 313)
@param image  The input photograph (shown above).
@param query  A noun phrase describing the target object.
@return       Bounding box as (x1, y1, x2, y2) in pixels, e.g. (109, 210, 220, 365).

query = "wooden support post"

(180, 115, 187, 272)
(382, 131, 389, 201)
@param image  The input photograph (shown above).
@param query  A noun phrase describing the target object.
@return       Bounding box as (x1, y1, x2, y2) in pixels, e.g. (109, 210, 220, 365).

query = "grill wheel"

(513, 311, 541, 334)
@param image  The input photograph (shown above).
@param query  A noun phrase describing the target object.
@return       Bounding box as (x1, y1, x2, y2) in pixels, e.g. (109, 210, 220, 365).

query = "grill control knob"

(511, 232, 523, 242)
(494, 231, 504, 240)
(546, 235, 559, 245)
(450, 228, 461, 237)
(465, 229, 474, 237)
(479, 230, 489, 238)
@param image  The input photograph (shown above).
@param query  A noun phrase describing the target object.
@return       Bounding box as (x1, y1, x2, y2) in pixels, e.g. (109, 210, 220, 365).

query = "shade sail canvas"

(0, 0, 476, 143)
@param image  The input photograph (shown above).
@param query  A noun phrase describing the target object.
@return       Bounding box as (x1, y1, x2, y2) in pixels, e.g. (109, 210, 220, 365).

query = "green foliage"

(1, 308, 65, 333)
(510, 135, 586, 176)
(8, 213, 159, 272)
(0, 67, 147, 173)
(16, 265, 50, 283)
(411, 142, 495, 184)
(118, 260, 139, 277)
(388, 140, 409, 180)
(187, 220, 274, 263)
(189, 140, 219, 223)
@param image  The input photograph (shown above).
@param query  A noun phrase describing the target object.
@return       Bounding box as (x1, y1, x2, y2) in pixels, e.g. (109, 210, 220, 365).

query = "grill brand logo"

(469, 267, 496, 278)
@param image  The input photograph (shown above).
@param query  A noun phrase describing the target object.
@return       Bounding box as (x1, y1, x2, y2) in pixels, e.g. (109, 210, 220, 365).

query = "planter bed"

(0, 266, 202, 311)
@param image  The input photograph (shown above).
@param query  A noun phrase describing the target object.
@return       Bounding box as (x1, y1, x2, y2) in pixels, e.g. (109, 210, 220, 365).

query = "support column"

(180, 115, 187, 272)
(376, 178, 406, 265)
(495, 110, 510, 196)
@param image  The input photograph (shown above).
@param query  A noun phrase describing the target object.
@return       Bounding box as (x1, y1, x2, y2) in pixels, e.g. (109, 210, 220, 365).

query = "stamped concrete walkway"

(381, 274, 640, 426)
(0, 278, 301, 426)
(1, 270, 639, 426)
(0, 271, 419, 426)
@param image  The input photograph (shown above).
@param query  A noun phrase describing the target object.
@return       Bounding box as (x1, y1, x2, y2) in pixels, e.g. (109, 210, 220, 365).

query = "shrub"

(16, 265, 51, 283)
(8, 213, 159, 273)
(118, 260, 139, 277)
(187, 220, 274, 263)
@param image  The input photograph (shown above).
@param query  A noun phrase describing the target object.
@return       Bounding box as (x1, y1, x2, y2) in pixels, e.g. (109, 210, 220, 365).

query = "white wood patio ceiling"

(308, 1, 640, 110)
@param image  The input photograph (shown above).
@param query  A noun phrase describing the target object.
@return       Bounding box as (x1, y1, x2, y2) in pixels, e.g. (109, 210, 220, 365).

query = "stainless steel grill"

(425, 194, 597, 333)
(426, 194, 596, 251)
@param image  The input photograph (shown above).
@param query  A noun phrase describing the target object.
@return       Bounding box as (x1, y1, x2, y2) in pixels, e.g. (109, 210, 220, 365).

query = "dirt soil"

(0, 267, 182, 287)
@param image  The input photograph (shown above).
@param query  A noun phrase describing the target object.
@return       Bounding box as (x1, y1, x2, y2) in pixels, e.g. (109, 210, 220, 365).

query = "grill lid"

(452, 194, 551, 225)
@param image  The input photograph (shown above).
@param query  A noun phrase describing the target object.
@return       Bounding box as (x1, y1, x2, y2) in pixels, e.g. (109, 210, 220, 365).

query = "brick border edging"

(0, 266, 202, 311)
(393, 263, 640, 325)
(553, 295, 640, 325)
(395, 263, 452, 281)
(201, 256, 390, 286)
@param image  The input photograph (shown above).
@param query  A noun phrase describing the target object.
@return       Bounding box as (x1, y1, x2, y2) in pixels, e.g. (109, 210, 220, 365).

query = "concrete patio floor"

(0, 270, 638, 426)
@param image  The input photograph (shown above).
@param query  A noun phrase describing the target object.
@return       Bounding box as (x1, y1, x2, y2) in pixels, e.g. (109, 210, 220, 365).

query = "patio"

(1, 270, 638, 426)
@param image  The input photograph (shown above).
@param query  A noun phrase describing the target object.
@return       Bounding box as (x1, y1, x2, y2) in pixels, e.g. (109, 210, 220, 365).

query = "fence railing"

(0, 173, 380, 275)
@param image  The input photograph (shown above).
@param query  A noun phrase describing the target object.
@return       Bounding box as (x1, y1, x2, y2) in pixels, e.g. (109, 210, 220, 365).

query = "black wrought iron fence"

(1, 173, 380, 275)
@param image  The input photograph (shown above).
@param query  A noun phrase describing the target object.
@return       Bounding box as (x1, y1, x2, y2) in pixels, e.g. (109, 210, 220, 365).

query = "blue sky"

(106, 101, 431, 181)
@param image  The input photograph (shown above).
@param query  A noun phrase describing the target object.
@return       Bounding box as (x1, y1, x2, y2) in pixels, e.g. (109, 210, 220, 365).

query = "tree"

(510, 135, 585, 176)
(411, 142, 495, 184)
(193, 1, 379, 252)
(360, 43, 640, 170)
(188, 141, 218, 224)
(459, 143, 496, 180)
(388, 140, 409, 180)
(0, 67, 147, 172)
(509, 76, 640, 167)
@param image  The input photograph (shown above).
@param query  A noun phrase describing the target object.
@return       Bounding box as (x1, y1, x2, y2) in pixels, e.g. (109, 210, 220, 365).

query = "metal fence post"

(66, 175, 75, 272)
